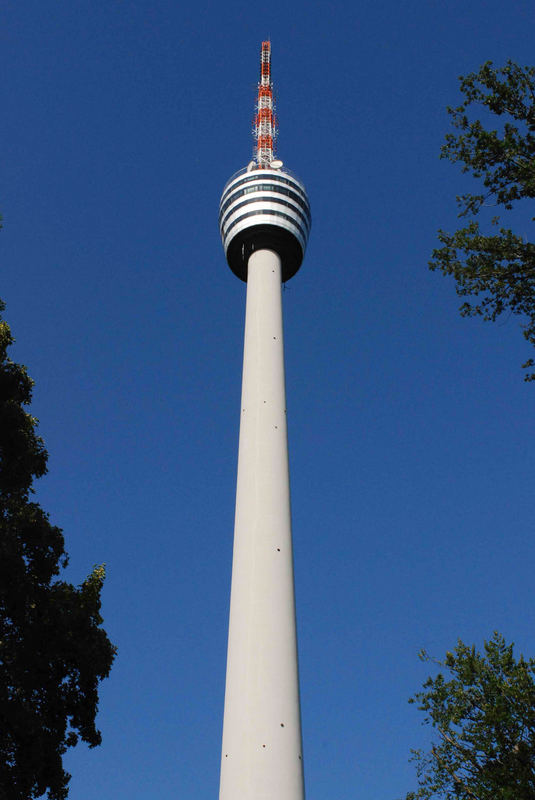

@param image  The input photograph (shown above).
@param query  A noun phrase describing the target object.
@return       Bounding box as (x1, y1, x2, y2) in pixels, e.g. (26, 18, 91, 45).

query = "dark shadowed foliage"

(0, 300, 116, 800)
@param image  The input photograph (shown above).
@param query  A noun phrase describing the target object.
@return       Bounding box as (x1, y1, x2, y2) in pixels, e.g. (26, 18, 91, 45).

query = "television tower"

(218, 41, 311, 800)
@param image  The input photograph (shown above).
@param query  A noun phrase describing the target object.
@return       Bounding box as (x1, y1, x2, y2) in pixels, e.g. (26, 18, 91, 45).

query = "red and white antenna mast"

(254, 40, 277, 168)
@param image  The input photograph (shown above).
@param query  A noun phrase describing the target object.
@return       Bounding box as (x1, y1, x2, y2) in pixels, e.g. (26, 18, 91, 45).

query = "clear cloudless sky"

(2, 1, 535, 798)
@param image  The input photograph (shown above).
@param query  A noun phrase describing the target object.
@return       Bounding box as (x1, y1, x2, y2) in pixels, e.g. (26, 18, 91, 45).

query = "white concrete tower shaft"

(218, 40, 310, 800)
(219, 248, 304, 800)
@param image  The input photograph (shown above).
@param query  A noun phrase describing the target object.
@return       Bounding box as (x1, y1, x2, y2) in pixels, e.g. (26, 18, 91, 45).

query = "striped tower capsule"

(218, 41, 311, 800)
(219, 165, 311, 282)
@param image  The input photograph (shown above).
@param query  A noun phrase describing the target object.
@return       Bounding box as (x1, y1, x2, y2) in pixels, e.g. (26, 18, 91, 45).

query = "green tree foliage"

(403, 632, 535, 800)
(430, 61, 535, 380)
(0, 301, 116, 800)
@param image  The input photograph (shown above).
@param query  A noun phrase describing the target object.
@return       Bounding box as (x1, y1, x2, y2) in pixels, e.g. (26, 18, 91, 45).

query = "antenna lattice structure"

(254, 40, 277, 167)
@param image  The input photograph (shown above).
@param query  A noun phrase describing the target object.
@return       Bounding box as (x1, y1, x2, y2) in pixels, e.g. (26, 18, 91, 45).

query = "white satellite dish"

(270, 159, 283, 169)
(246, 161, 256, 172)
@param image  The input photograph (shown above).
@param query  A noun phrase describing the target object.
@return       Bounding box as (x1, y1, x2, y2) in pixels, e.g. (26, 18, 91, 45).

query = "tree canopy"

(403, 632, 535, 800)
(0, 301, 116, 800)
(430, 61, 535, 380)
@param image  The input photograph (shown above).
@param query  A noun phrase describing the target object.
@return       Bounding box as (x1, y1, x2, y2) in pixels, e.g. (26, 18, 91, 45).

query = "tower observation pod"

(218, 41, 311, 800)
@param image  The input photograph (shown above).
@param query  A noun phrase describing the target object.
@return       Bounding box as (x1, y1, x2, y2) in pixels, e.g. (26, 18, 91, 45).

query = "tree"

(403, 632, 535, 800)
(430, 61, 535, 380)
(0, 301, 116, 800)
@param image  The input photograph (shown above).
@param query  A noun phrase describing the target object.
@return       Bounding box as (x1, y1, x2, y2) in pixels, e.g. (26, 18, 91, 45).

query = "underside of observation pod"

(225, 223, 304, 283)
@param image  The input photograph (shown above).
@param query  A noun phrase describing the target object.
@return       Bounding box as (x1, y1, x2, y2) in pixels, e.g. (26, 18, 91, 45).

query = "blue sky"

(2, 1, 535, 798)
